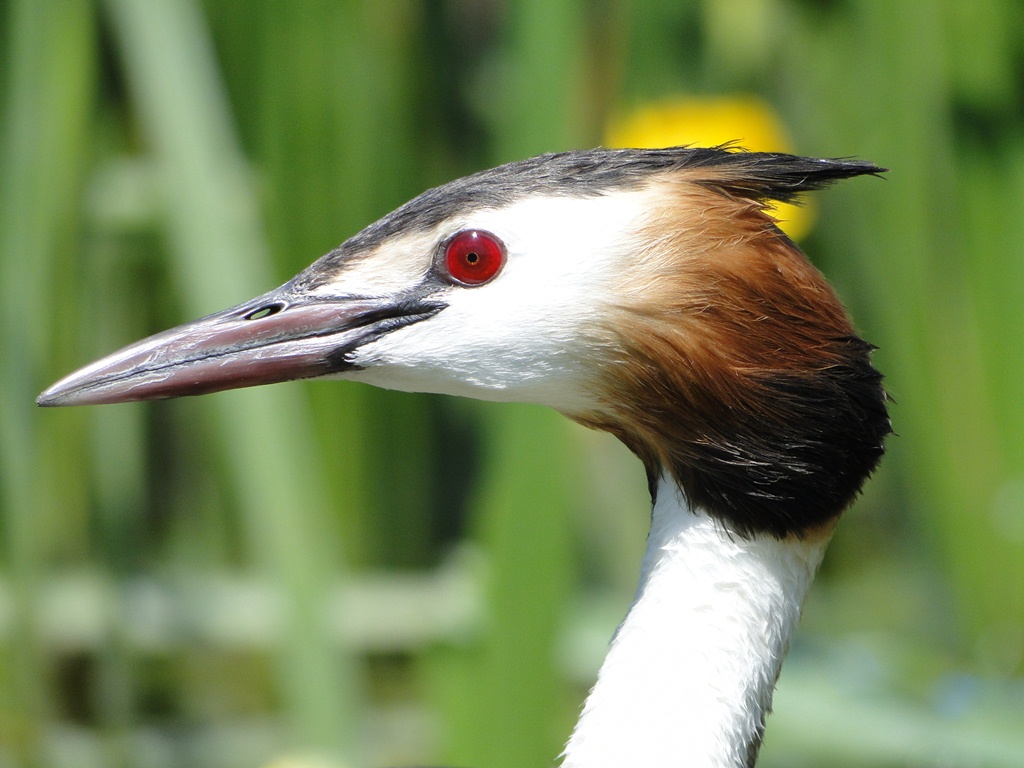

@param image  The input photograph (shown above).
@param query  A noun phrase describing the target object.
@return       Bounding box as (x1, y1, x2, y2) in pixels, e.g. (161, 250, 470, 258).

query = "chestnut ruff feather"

(568, 150, 890, 538)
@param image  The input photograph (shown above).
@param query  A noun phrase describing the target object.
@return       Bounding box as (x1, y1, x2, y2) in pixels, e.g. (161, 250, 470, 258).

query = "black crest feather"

(297, 146, 885, 287)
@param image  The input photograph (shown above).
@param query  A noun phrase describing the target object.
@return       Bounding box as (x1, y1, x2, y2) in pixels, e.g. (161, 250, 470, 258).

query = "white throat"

(561, 475, 831, 768)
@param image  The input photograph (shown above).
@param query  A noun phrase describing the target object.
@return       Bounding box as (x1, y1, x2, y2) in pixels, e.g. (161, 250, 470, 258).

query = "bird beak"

(37, 287, 444, 407)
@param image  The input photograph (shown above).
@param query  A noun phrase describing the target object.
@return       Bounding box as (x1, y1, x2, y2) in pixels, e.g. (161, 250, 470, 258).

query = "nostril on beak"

(243, 302, 286, 321)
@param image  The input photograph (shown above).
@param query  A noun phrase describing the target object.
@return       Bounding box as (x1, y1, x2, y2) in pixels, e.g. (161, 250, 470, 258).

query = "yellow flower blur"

(606, 96, 813, 240)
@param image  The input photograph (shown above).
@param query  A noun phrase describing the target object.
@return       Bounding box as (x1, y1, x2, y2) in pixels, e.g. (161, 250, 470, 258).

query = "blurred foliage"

(1, 1, 1023, 767)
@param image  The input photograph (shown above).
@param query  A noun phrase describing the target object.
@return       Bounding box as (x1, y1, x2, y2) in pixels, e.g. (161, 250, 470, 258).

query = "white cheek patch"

(487, 191, 654, 286)
(346, 190, 658, 411)
(355, 294, 594, 411)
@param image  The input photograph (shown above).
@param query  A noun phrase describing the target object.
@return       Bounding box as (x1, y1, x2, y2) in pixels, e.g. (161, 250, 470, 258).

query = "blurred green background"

(3, 1, 1024, 767)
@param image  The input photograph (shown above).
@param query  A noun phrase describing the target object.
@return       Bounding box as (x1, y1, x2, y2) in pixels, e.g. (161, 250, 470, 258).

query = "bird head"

(39, 147, 890, 537)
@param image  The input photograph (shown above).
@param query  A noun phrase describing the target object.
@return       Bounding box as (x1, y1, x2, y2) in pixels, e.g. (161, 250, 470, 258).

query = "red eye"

(443, 229, 505, 285)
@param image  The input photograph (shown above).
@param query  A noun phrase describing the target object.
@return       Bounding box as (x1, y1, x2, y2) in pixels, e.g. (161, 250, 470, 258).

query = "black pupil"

(466, 251, 479, 264)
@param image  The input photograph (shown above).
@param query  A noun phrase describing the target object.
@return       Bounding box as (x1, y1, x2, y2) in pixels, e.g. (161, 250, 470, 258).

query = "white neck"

(561, 475, 831, 768)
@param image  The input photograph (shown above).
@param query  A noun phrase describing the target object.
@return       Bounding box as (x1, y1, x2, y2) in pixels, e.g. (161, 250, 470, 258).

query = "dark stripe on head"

(293, 147, 884, 290)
